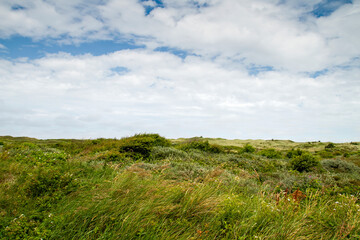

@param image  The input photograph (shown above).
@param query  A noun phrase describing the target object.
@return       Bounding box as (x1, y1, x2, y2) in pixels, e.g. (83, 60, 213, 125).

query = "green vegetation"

(1, 135, 360, 239)
(289, 153, 319, 172)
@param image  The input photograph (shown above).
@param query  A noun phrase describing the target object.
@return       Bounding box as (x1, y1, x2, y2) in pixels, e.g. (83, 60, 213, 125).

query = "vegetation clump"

(321, 159, 360, 173)
(118, 133, 171, 160)
(289, 153, 319, 172)
(177, 139, 224, 153)
(286, 148, 304, 158)
(325, 142, 336, 149)
(258, 148, 282, 159)
(241, 143, 256, 153)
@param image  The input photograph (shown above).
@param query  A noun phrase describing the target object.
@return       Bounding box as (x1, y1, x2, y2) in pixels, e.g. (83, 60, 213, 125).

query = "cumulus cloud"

(96, 0, 328, 71)
(0, 0, 359, 141)
(0, 50, 359, 141)
(0, 0, 106, 40)
(1, 0, 359, 71)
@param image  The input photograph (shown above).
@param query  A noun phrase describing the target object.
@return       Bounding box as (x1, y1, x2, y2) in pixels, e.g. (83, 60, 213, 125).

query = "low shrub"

(177, 140, 223, 153)
(151, 146, 188, 160)
(241, 144, 256, 153)
(325, 143, 335, 149)
(321, 159, 360, 173)
(97, 150, 127, 163)
(258, 148, 282, 159)
(318, 150, 334, 159)
(221, 145, 243, 153)
(289, 153, 319, 172)
(163, 162, 209, 181)
(3, 214, 51, 239)
(225, 155, 285, 173)
(286, 149, 304, 158)
(22, 169, 76, 198)
(118, 134, 171, 160)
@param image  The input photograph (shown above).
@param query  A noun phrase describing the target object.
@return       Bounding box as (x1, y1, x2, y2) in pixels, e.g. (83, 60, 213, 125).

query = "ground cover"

(0, 134, 360, 239)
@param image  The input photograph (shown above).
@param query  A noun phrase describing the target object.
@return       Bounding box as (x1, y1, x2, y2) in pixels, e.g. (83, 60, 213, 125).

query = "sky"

(0, 0, 359, 142)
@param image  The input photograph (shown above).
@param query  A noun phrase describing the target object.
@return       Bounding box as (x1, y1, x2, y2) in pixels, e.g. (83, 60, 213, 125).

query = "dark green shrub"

(177, 140, 223, 153)
(0, 141, 4, 146)
(321, 159, 360, 173)
(97, 150, 126, 162)
(325, 143, 335, 149)
(258, 148, 282, 159)
(3, 214, 50, 239)
(289, 153, 319, 172)
(241, 144, 255, 153)
(286, 149, 304, 158)
(23, 169, 76, 198)
(119, 134, 171, 160)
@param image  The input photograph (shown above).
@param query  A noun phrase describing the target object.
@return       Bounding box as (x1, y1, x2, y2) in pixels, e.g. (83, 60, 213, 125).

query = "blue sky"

(0, 0, 359, 142)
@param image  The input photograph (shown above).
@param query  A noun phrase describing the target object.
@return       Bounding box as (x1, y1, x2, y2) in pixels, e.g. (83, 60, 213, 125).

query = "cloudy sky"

(0, 0, 359, 142)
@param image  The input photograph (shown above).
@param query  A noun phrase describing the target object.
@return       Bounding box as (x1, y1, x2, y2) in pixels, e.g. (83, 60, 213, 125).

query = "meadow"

(0, 134, 360, 239)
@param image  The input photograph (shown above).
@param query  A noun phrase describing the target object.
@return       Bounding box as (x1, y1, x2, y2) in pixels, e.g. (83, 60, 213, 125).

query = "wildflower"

(335, 201, 339, 204)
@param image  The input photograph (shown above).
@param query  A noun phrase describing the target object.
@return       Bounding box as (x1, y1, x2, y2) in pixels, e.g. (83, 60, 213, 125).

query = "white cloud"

(0, 0, 359, 141)
(0, 0, 106, 40)
(0, 50, 359, 141)
(0, 0, 358, 72)
(316, 0, 360, 65)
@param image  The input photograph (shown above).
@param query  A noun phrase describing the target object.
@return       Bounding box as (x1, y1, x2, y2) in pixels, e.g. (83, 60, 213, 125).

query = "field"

(0, 134, 360, 239)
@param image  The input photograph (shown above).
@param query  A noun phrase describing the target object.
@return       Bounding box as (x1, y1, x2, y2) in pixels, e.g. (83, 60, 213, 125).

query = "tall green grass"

(0, 135, 360, 239)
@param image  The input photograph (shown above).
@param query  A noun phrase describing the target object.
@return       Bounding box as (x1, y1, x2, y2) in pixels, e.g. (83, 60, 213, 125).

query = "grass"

(0, 135, 360, 239)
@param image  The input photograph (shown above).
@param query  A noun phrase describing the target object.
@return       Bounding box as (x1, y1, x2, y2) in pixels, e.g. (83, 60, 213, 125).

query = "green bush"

(325, 143, 335, 149)
(321, 159, 360, 173)
(241, 144, 255, 153)
(118, 134, 171, 160)
(258, 148, 282, 159)
(177, 140, 223, 153)
(286, 149, 304, 158)
(289, 153, 319, 172)
(97, 150, 126, 162)
(20, 168, 76, 200)
(3, 214, 51, 239)
(151, 146, 188, 160)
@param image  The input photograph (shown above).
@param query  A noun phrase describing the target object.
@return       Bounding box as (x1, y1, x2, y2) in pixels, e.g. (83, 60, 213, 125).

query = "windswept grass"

(0, 135, 360, 239)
